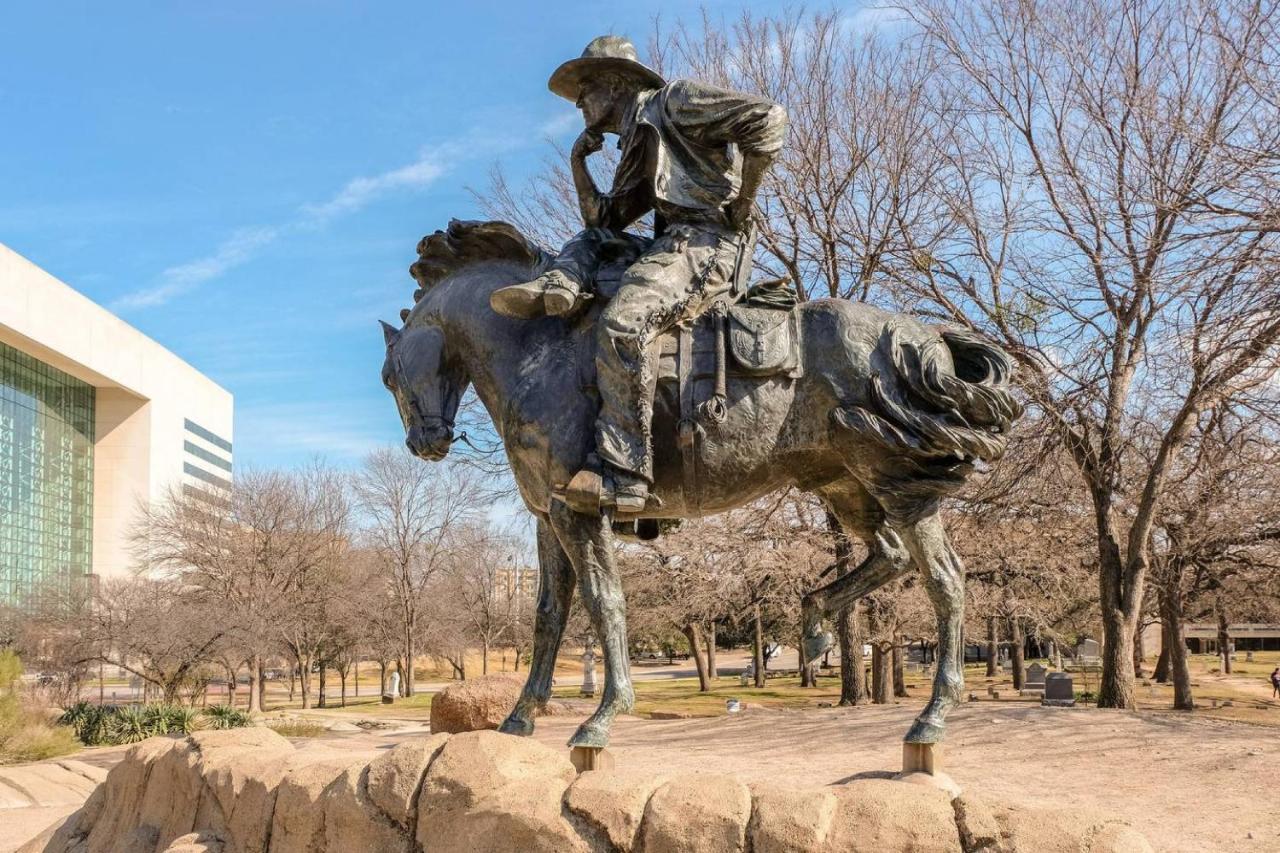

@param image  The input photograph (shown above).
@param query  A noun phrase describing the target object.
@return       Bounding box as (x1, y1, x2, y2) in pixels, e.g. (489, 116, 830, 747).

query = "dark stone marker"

(1042, 672, 1076, 707)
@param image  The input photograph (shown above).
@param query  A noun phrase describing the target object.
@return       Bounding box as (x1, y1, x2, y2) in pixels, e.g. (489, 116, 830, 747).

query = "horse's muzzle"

(406, 423, 452, 461)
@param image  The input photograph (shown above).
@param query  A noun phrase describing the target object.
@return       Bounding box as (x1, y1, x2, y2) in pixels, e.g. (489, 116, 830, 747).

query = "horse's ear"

(380, 320, 399, 347)
(399, 308, 411, 322)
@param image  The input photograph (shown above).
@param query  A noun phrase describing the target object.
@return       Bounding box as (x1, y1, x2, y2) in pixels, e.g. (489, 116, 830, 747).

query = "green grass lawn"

(318, 691, 434, 718)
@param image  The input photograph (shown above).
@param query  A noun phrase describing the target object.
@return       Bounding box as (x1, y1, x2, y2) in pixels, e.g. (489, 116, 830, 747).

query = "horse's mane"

(406, 220, 551, 315)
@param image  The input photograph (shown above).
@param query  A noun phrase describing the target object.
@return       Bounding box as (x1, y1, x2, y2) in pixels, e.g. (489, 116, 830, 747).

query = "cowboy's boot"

(608, 469, 651, 514)
(490, 270, 590, 319)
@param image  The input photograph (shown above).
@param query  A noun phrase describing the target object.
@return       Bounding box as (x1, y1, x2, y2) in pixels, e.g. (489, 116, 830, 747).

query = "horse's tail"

(834, 321, 1023, 479)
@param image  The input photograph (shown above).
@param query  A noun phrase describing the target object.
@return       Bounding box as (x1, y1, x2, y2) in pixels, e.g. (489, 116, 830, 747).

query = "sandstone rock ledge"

(21, 728, 1152, 853)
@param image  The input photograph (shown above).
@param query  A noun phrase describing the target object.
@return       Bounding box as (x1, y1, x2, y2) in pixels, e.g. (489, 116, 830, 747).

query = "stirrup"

(556, 469, 661, 516)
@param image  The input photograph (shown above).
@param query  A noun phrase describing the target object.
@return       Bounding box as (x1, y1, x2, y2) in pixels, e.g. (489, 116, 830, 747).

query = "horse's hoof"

(567, 722, 610, 749)
(498, 714, 535, 737)
(904, 717, 945, 744)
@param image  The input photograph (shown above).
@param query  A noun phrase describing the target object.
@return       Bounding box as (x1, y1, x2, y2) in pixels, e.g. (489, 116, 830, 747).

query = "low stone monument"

(580, 647, 597, 698)
(381, 671, 401, 705)
(1021, 662, 1047, 697)
(1042, 672, 1076, 707)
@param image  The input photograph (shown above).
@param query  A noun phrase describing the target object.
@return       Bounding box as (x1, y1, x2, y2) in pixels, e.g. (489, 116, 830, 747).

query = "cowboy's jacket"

(588, 79, 787, 232)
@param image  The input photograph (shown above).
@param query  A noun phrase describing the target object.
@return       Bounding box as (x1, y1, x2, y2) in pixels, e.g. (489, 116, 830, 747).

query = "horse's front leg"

(548, 500, 634, 749)
(500, 516, 574, 737)
(892, 510, 965, 744)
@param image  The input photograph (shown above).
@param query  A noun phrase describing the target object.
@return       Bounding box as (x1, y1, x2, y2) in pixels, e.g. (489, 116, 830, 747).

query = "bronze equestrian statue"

(379, 36, 1022, 750)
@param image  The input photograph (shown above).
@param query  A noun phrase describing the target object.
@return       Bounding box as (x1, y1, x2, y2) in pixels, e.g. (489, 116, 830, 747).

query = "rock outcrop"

(20, 729, 1154, 853)
(427, 674, 523, 734)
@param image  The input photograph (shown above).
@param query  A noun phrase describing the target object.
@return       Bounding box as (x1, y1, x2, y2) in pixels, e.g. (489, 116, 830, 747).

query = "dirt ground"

(522, 703, 1279, 853)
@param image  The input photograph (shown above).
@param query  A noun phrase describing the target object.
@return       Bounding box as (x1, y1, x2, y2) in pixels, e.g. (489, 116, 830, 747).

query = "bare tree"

(353, 448, 484, 697)
(894, 0, 1280, 707)
(73, 578, 225, 705)
(136, 464, 348, 712)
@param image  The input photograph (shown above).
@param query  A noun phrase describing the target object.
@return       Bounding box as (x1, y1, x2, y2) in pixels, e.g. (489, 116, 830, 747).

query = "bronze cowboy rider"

(490, 35, 788, 514)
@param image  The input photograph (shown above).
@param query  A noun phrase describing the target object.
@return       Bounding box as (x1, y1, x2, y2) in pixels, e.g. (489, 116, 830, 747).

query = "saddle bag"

(726, 305, 802, 378)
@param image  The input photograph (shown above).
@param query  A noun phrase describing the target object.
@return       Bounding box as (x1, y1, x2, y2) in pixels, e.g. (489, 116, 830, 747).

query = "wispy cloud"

(237, 401, 390, 461)
(302, 150, 448, 222)
(538, 109, 580, 138)
(111, 226, 278, 311)
(115, 110, 568, 311)
(114, 146, 453, 311)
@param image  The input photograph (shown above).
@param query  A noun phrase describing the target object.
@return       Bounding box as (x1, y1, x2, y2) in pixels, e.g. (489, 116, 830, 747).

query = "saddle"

(569, 249, 803, 522)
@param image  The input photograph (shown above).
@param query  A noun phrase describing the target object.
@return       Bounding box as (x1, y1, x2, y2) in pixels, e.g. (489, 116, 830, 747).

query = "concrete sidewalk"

(0, 760, 107, 852)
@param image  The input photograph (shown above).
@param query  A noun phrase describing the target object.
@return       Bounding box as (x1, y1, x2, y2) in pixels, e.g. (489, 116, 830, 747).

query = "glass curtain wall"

(0, 342, 94, 608)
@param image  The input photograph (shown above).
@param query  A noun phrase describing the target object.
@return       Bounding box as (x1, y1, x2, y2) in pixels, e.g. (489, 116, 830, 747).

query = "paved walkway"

(0, 760, 108, 852)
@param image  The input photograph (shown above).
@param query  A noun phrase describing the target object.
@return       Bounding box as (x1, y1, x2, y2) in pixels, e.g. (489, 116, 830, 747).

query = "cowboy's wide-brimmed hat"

(548, 35, 665, 102)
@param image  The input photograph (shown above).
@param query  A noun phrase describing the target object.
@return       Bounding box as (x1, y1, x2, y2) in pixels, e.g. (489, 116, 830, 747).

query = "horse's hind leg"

(801, 485, 913, 663)
(548, 500, 635, 749)
(500, 516, 574, 737)
(891, 509, 966, 743)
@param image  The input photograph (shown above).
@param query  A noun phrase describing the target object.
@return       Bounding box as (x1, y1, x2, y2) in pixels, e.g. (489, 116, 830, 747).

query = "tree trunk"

(1009, 618, 1025, 690)
(892, 633, 906, 698)
(706, 621, 717, 680)
(683, 624, 711, 692)
(482, 640, 490, 676)
(339, 670, 347, 707)
(226, 665, 238, 710)
(318, 660, 327, 709)
(256, 659, 267, 712)
(1096, 542, 1141, 709)
(379, 661, 388, 695)
(354, 658, 359, 697)
(1153, 620, 1171, 683)
(752, 603, 766, 688)
(1166, 603, 1194, 710)
(301, 656, 316, 710)
(404, 632, 416, 697)
(837, 600, 865, 706)
(1215, 596, 1231, 675)
(871, 644, 891, 704)
(248, 654, 262, 714)
(986, 616, 998, 677)
(1133, 623, 1146, 678)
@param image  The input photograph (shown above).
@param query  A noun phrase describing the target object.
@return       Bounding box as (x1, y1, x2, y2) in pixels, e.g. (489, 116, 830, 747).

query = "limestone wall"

(22, 728, 1151, 853)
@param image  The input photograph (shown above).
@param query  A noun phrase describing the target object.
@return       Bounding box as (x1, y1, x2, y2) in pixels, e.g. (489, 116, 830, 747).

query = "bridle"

(392, 351, 477, 450)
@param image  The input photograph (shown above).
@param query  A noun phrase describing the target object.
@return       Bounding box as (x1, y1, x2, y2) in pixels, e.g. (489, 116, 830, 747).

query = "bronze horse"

(381, 221, 1022, 748)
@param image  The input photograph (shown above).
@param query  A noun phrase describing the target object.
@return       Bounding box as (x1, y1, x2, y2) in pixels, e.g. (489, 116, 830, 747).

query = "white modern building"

(0, 243, 233, 608)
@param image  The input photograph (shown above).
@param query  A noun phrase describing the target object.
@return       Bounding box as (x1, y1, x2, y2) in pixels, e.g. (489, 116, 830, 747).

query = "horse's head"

(380, 316, 465, 461)
(381, 220, 552, 460)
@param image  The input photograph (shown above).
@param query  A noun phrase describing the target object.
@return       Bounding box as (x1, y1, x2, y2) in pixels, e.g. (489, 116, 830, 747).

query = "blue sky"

(2, 1, 835, 470)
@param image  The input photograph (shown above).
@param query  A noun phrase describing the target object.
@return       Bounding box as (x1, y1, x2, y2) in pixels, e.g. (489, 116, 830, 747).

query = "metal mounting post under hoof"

(895, 742, 960, 800)
(570, 746, 616, 774)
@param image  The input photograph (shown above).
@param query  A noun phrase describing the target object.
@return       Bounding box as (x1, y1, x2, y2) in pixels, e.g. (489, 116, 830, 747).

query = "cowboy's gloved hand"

(572, 129, 605, 160)
(725, 196, 754, 231)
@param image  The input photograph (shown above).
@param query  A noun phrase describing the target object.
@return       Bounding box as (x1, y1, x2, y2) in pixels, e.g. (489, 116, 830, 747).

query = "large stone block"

(83, 736, 185, 853)
(321, 763, 414, 853)
(190, 728, 296, 853)
(428, 675, 523, 734)
(639, 773, 752, 853)
(366, 734, 450, 831)
(416, 730, 586, 853)
(748, 785, 837, 853)
(826, 778, 962, 853)
(269, 753, 370, 853)
(563, 768, 670, 852)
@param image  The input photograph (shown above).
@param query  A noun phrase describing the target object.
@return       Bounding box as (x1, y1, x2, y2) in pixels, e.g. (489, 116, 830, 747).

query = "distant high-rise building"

(494, 563, 539, 602)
